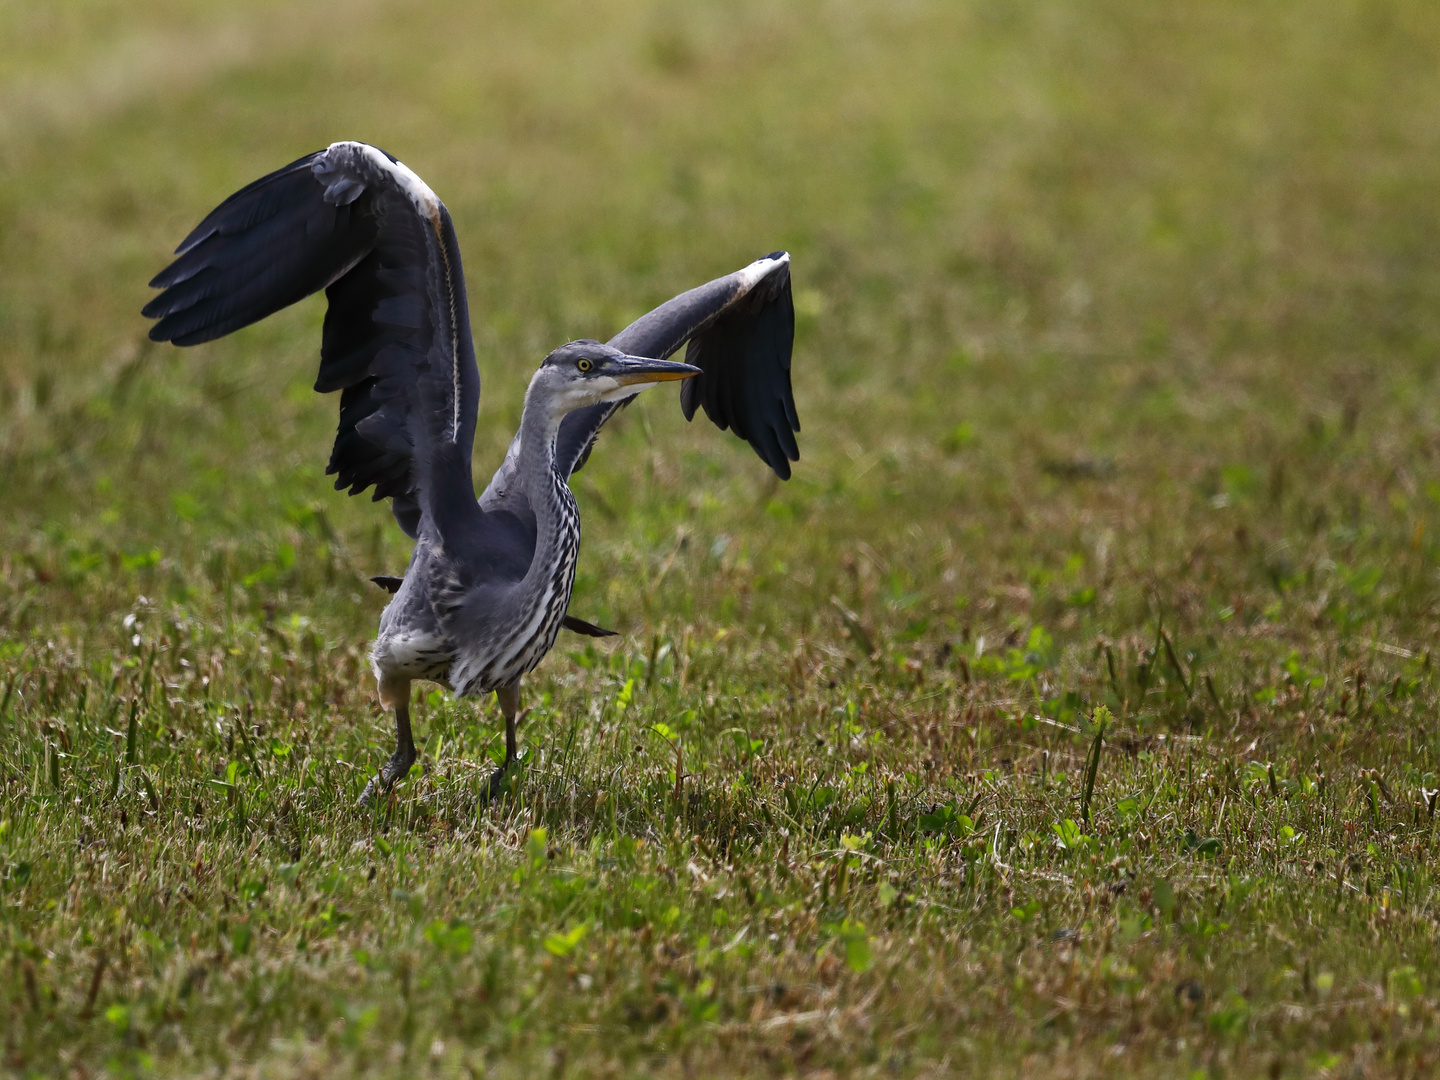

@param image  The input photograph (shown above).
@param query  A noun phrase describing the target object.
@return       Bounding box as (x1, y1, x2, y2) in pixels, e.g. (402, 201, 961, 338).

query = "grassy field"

(4, 0, 1440, 1075)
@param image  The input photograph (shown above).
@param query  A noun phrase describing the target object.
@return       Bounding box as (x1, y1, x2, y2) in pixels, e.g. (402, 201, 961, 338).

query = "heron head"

(531, 340, 700, 413)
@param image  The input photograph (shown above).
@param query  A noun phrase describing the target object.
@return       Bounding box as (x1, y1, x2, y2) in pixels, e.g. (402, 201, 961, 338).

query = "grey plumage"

(144, 141, 799, 803)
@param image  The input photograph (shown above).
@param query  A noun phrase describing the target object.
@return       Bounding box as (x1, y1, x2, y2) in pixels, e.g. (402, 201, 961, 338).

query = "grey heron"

(143, 141, 799, 804)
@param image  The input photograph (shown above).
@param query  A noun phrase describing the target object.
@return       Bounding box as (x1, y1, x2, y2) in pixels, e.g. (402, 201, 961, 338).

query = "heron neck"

(514, 388, 574, 580)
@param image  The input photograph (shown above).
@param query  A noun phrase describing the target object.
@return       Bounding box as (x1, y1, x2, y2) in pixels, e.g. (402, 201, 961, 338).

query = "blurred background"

(8, 4, 1440, 1072)
(4, 0, 1440, 648)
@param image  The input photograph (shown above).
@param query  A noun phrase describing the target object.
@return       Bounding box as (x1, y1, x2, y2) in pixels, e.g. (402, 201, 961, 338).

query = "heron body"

(144, 141, 799, 802)
(372, 381, 583, 697)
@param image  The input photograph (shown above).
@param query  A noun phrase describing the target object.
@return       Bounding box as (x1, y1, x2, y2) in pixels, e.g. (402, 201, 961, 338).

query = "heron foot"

(357, 746, 417, 807)
(480, 753, 520, 805)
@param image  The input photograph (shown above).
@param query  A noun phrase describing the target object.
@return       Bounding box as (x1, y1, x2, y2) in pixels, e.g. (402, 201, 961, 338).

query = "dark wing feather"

(143, 141, 481, 540)
(556, 252, 799, 481)
(561, 614, 618, 637)
(678, 264, 798, 478)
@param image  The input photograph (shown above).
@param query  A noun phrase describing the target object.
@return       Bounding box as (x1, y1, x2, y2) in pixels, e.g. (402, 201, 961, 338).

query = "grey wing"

(555, 251, 799, 480)
(143, 141, 481, 539)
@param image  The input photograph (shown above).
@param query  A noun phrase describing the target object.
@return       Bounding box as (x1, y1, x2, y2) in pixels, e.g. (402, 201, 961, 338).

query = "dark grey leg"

(484, 681, 521, 801)
(359, 676, 416, 806)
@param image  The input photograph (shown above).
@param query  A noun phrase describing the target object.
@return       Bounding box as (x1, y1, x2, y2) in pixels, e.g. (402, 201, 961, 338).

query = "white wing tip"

(325, 140, 441, 220)
(735, 251, 790, 290)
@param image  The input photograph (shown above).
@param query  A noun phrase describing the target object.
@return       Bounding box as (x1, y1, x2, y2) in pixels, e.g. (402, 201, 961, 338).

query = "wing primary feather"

(561, 614, 619, 638)
(170, 153, 324, 255)
(143, 141, 484, 541)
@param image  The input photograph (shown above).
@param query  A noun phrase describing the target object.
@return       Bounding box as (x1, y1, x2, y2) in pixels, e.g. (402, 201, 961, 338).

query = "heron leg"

(483, 681, 521, 801)
(358, 676, 416, 806)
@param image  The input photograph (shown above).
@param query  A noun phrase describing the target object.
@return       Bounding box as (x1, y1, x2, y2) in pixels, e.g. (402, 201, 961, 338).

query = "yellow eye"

(577, 358, 593, 372)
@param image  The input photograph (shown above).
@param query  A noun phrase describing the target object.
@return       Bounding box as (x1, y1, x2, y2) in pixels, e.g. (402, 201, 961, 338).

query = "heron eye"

(577, 358, 593, 373)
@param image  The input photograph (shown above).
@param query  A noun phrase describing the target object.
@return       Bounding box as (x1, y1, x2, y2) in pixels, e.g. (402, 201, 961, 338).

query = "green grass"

(4, 0, 1440, 1075)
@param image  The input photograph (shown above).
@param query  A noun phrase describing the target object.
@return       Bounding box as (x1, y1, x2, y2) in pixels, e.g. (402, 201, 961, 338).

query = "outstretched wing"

(555, 251, 799, 481)
(143, 141, 480, 539)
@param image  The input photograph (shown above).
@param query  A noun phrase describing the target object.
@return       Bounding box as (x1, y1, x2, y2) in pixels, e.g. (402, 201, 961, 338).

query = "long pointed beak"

(608, 355, 701, 386)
